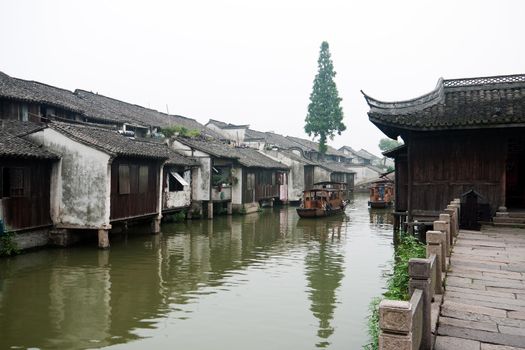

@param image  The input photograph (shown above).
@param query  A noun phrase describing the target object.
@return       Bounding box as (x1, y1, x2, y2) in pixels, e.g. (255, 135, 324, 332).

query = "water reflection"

(0, 193, 393, 350)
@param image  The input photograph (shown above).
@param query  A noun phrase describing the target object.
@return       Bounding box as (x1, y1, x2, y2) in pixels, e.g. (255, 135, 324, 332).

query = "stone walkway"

(435, 226, 525, 350)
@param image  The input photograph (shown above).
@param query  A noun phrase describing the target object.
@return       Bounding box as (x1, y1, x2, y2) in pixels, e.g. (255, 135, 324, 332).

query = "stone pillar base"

(98, 229, 110, 249)
(208, 202, 214, 220)
(151, 218, 161, 234)
(226, 202, 232, 215)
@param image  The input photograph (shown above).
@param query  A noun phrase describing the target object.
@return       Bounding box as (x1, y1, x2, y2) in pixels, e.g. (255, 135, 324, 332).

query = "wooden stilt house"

(363, 74, 525, 224)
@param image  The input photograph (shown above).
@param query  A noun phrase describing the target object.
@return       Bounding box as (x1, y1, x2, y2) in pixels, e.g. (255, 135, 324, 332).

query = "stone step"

(494, 217, 525, 224)
(493, 222, 525, 229)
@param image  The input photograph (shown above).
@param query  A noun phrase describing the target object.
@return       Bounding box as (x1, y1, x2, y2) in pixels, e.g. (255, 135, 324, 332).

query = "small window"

(168, 171, 188, 192)
(119, 165, 130, 194)
(138, 166, 149, 193)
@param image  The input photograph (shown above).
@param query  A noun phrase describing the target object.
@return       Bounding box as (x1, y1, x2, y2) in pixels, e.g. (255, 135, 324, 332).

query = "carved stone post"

(444, 206, 457, 238)
(378, 299, 414, 350)
(409, 258, 432, 350)
(434, 218, 450, 258)
(427, 230, 445, 276)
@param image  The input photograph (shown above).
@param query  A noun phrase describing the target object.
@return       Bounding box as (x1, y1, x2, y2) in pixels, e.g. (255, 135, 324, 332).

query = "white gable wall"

(28, 129, 111, 228)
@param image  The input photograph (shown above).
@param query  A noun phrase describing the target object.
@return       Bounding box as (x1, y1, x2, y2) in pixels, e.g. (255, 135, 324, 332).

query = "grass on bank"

(363, 234, 426, 350)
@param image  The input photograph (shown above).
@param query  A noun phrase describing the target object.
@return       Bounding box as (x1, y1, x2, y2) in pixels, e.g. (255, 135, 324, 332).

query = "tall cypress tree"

(305, 41, 346, 154)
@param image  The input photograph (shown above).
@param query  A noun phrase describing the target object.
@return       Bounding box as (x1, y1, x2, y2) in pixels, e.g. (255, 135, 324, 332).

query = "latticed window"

(1, 167, 27, 197)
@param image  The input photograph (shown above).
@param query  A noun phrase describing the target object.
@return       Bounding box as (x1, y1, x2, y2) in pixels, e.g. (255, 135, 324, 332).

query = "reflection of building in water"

(369, 208, 394, 226)
(305, 243, 345, 348)
(48, 264, 112, 349)
(0, 209, 302, 350)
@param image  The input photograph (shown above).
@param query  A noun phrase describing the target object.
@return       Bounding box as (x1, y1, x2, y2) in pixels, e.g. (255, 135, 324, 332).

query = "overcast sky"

(1, 0, 524, 155)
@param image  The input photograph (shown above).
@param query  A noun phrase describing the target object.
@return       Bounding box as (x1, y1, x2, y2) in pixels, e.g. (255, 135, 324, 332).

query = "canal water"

(0, 193, 394, 350)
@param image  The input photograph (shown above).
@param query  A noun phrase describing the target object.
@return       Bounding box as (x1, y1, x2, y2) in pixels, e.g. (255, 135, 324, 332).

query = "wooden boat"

(297, 182, 348, 218)
(368, 180, 394, 209)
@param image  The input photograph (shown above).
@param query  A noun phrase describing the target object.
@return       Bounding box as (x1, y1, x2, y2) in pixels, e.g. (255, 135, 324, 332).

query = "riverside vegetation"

(363, 234, 426, 350)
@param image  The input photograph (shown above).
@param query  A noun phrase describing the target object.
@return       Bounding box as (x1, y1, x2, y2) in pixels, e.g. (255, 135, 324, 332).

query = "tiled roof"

(318, 161, 355, 174)
(166, 148, 198, 166)
(363, 74, 525, 136)
(356, 149, 380, 160)
(50, 122, 170, 159)
(285, 136, 347, 157)
(176, 137, 237, 159)
(0, 120, 46, 136)
(264, 132, 304, 150)
(277, 150, 318, 165)
(339, 145, 358, 154)
(75, 90, 224, 138)
(244, 128, 266, 141)
(176, 137, 288, 169)
(0, 126, 58, 159)
(207, 119, 249, 129)
(0, 72, 85, 114)
(233, 147, 288, 170)
(0, 71, 223, 138)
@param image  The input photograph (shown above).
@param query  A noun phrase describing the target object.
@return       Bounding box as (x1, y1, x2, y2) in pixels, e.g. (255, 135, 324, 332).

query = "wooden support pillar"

(208, 201, 213, 220)
(409, 258, 432, 350)
(98, 229, 110, 249)
(227, 201, 232, 215)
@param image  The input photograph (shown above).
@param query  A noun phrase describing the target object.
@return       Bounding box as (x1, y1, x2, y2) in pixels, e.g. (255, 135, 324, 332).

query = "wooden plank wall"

(110, 158, 159, 220)
(409, 130, 505, 216)
(0, 158, 53, 230)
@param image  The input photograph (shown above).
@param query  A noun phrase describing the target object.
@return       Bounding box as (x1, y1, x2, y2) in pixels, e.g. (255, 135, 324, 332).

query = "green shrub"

(1, 231, 20, 257)
(161, 125, 200, 138)
(364, 233, 425, 349)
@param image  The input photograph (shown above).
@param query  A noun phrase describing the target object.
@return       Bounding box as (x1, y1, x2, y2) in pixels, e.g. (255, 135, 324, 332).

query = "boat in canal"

(297, 182, 348, 218)
(368, 179, 394, 209)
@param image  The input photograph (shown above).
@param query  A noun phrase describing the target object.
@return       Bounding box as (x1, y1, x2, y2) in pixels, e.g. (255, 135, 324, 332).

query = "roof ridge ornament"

(443, 74, 525, 88)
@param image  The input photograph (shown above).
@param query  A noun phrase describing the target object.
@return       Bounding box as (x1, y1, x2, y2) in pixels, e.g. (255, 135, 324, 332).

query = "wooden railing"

(378, 199, 460, 350)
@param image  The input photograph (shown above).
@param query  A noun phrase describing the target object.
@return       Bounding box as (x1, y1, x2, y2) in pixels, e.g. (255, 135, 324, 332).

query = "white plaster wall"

(193, 157, 211, 201)
(347, 165, 382, 184)
(165, 190, 191, 208)
(28, 129, 111, 228)
(231, 167, 243, 205)
(164, 170, 192, 208)
(170, 140, 211, 202)
(314, 166, 331, 183)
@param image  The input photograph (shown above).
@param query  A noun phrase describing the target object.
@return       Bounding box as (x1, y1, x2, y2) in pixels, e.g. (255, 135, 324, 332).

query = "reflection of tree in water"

(305, 241, 345, 348)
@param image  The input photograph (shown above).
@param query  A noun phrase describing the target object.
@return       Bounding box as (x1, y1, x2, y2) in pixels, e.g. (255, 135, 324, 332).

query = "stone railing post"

(378, 290, 424, 350)
(426, 230, 445, 279)
(444, 206, 457, 238)
(409, 258, 433, 350)
(433, 218, 450, 258)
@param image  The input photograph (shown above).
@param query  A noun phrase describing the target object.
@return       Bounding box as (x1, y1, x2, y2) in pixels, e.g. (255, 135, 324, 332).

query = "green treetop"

(305, 41, 346, 154)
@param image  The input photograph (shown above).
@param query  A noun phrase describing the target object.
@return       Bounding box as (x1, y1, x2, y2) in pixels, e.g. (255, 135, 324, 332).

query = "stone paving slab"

(437, 227, 525, 349)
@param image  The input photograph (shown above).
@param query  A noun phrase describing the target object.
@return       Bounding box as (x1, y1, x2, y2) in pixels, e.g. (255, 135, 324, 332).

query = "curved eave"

(361, 77, 445, 115)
